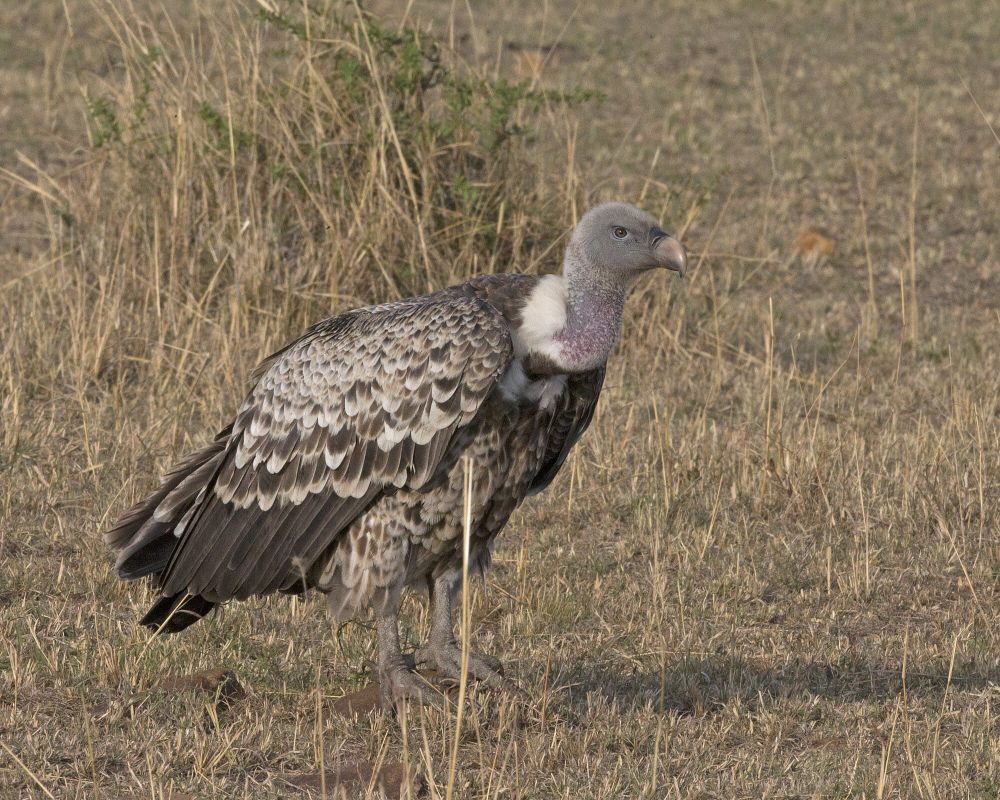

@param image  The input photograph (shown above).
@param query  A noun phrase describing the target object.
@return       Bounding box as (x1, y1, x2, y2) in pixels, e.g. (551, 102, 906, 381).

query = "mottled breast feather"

(157, 289, 514, 601)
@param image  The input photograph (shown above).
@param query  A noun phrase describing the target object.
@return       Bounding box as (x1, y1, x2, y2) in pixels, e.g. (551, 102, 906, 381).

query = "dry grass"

(2, 0, 1000, 797)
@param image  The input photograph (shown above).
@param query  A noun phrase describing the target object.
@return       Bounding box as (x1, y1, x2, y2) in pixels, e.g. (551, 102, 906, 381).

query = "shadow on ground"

(544, 655, 1000, 717)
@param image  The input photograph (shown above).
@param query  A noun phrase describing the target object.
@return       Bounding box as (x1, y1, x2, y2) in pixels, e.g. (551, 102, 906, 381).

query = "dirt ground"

(2, 1, 999, 797)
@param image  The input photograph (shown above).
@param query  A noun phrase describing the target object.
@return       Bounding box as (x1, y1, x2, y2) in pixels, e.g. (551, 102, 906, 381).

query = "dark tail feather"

(141, 593, 217, 634)
(105, 426, 232, 581)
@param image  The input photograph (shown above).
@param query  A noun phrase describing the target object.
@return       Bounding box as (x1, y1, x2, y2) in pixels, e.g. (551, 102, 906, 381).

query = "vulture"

(105, 202, 687, 708)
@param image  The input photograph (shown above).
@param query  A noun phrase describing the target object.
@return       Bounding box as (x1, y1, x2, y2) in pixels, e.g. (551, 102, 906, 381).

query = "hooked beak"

(650, 226, 687, 277)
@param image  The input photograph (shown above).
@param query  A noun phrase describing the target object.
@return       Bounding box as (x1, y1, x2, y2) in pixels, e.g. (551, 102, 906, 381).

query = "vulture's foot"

(378, 663, 444, 712)
(414, 642, 510, 689)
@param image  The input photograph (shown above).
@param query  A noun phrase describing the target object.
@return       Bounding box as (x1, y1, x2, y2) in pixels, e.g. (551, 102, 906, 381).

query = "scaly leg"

(375, 607, 442, 711)
(414, 570, 507, 687)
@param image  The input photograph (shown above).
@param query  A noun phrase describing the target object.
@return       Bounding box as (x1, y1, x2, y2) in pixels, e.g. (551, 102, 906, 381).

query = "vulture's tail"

(139, 592, 216, 633)
(104, 425, 232, 633)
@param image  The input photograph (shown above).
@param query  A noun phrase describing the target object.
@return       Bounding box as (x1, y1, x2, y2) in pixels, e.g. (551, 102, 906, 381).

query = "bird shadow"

(539, 653, 1000, 718)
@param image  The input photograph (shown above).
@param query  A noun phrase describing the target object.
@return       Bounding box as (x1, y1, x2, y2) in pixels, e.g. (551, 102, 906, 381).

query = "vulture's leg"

(375, 608, 442, 710)
(415, 570, 506, 687)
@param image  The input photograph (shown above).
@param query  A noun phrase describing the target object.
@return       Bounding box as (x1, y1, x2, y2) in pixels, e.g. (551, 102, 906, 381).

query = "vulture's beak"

(650, 227, 687, 277)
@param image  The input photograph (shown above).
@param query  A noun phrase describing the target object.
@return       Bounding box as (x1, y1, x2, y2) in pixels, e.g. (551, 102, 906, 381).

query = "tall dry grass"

(2, 0, 592, 477)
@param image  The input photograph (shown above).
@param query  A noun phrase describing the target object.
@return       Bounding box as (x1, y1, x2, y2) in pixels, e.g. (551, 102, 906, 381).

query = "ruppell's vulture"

(105, 202, 687, 708)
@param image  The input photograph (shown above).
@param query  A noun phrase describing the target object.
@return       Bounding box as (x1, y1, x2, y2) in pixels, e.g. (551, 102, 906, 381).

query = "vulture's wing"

(155, 293, 513, 601)
(527, 367, 605, 495)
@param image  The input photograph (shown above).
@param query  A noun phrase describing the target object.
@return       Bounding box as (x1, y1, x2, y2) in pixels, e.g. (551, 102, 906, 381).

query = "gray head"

(566, 201, 687, 282)
(547, 201, 687, 373)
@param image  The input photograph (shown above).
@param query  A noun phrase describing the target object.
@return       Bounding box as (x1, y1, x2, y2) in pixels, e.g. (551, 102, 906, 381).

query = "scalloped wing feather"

(158, 292, 514, 601)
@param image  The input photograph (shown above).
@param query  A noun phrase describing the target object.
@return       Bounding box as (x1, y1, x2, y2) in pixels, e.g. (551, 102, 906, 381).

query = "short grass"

(2, 1, 1000, 797)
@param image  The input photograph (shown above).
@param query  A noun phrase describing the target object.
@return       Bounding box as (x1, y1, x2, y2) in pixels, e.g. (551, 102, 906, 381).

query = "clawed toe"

(414, 643, 516, 693)
(379, 665, 444, 712)
(471, 651, 503, 673)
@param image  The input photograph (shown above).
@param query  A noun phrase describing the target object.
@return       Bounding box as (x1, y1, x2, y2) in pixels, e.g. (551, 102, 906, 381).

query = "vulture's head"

(567, 201, 687, 283)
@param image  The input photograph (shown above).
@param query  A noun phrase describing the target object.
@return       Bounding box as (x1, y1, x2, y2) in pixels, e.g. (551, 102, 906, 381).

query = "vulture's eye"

(612, 226, 628, 240)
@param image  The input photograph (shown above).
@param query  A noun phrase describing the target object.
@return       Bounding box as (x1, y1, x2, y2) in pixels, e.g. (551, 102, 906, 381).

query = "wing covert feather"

(159, 292, 514, 600)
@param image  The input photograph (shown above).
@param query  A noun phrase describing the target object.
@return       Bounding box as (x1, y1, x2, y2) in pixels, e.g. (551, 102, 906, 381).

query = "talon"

(414, 642, 515, 692)
(378, 664, 444, 712)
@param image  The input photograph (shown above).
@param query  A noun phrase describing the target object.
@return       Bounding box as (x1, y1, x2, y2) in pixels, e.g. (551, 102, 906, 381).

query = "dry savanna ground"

(2, 1, 999, 797)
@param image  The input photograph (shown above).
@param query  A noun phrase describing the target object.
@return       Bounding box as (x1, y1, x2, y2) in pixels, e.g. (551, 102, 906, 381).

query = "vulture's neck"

(517, 246, 627, 373)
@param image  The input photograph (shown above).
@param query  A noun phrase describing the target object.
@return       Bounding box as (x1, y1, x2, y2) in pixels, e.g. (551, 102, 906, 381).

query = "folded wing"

(115, 292, 513, 603)
(528, 368, 605, 495)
